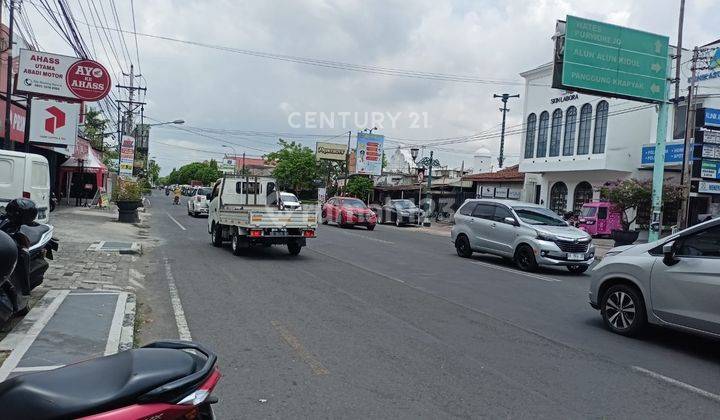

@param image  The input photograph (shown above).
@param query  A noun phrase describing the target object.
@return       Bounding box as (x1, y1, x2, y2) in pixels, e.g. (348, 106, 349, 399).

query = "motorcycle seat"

(19, 224, 50, 247)
(0, 348, 200, 420)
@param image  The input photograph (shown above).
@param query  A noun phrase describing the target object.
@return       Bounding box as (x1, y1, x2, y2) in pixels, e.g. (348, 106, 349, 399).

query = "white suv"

(451, 199, 595, 273)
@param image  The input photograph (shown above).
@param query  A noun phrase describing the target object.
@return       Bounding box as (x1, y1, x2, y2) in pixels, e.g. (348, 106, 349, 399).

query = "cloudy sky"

(18, 0, 720, 174)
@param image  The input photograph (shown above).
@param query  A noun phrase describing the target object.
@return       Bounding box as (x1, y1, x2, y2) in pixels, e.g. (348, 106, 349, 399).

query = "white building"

(518, 52, 720, 222)
(472, 147, 493, 174)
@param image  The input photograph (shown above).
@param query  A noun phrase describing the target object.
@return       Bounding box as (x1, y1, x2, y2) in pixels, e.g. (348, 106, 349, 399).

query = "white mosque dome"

(474, 147, 491, 156)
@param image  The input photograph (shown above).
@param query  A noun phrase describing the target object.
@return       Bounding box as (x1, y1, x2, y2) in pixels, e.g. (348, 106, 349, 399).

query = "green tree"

(265, 139, 317, 193)
(81, 108, 109, 150)
(147, 159, 161, 184)
(102, 149, 119, 172)
(162, 161, 222, 185)
(345, 176, 374, 199)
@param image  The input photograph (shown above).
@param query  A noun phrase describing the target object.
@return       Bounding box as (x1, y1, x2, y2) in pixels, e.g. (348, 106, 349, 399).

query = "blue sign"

(641, 143, 685, 165)
(703, 108, 720, 128)
(355, 132, 384, 176)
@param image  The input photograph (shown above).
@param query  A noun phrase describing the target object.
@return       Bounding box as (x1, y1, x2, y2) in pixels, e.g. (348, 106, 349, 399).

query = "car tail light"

(22, 191, 30, 199)
(303, 230, 315, 238)
(250, 229, 263, 237)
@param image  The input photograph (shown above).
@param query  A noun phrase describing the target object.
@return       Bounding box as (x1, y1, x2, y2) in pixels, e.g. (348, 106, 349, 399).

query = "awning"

(60, 139, 107, 173)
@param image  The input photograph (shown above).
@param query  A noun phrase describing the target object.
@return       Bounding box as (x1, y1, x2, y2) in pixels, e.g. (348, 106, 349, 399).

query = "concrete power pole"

(493, 93, 519, 168)
(678, 47, 700, 229)
(115, 64, 146, 174)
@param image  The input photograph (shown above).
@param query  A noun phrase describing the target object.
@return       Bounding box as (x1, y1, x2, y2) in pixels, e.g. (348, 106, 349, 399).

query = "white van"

(0, 150, 51, 223)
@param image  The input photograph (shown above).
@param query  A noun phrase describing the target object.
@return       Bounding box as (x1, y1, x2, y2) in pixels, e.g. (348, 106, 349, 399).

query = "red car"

(322, 197, 377, 230)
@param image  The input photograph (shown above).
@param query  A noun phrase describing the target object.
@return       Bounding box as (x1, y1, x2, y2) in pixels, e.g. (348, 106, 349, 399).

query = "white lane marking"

(13, 365, 65, 373)
(166, 212, 187, 231)
(332, 228, 394, 245)
(163, 257, 193, 341)
(105, 292, 128, 355)
(0, 290, 70, 381)
(470, 260, 561, 282)
(631, 366, 720, 404)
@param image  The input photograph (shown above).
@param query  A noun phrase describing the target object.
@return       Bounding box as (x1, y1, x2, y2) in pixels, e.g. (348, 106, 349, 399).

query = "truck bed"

(217, 205, 317, 229)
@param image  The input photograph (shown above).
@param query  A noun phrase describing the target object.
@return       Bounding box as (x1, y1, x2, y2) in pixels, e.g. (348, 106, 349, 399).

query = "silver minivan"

(451, 199, 595, 273)
(589, 218, 720, 338)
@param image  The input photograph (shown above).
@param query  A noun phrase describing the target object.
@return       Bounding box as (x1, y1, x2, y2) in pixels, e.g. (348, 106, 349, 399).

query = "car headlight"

(536, 232, 556, 242)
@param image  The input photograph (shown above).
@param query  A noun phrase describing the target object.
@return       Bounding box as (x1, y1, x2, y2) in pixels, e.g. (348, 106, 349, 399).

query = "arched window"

(536, 111, 549, 158)
(548, 109, 562, 157)
(524, 113, 537, 158)
(563, 106, 577, 156)
(573, 181, 593, 213)
(593, 101, 609, 154)
(577, 103, 592, 155)
(549, 182, 568, 215)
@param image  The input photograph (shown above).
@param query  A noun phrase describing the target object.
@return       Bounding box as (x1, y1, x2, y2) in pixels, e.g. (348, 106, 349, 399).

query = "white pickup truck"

(207, 175, 317, 255)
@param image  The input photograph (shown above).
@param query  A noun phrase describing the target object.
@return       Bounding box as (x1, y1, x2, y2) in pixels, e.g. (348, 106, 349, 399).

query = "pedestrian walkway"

(0, 290, 134, 381)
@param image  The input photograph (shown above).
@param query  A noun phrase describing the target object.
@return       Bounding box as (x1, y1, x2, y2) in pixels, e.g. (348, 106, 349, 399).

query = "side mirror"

(662, 240, 678, 266)
(206, 193, 213, 201)
(503, 216, 518, 226)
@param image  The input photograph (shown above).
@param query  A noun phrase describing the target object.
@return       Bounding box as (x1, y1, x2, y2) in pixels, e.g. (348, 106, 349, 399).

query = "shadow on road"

(469, 254, 591, 278)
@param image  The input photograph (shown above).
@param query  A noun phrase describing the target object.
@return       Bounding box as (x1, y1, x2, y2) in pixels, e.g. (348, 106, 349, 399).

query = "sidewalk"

(0, 204, 155, 380)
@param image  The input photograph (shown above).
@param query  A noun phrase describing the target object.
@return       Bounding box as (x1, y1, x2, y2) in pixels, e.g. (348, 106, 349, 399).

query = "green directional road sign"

(560, 15, 669, 102)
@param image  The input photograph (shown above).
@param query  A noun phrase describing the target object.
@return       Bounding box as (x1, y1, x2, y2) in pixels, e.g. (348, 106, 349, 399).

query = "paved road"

(150, 195, 720, 419)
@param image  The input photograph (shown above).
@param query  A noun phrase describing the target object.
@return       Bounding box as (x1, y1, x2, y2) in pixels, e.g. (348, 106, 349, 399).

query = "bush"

(600, 178, 683, 230)
(112, 179, 143, 202)
(345, 176, 374, 200)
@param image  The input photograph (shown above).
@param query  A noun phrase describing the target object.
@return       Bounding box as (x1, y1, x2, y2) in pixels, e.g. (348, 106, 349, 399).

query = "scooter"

(0, 341, 221, 419)
(173, 195, 180, 205)
(0, 198, 58, 324)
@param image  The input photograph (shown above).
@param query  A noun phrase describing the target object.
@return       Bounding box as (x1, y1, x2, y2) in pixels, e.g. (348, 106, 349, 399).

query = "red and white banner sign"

(29, 98, 80, 147)
(119, 135, 135, 177)
(18, 49, 111, 102)
(0, 100, 26, 143)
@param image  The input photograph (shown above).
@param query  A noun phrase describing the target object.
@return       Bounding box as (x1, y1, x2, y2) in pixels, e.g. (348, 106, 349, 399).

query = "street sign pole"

(648, 53, 673, 243)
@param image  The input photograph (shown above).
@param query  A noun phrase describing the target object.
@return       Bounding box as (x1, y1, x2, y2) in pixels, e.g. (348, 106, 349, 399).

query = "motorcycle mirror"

(5, 198, 37, 226)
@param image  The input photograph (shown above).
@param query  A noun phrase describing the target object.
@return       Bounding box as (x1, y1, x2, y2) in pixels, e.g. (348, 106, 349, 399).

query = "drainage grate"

(87, 241, 142, 254)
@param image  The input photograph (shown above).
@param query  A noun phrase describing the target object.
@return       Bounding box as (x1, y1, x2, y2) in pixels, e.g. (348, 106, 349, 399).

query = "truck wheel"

(231, 233, 243, 255)
(288, 242, 302, 256)
(211, 224, 223, 247)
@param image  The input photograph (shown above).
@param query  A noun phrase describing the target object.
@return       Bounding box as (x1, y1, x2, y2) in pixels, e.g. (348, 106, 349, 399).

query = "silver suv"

(589, 218, 720, 338)
(451, 199, 595, 273)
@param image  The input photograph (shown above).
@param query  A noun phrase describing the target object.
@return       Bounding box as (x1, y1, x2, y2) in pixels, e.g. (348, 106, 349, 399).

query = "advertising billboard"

(119, 135, 135, 177)
(17, 49, 111, 101)
(316, 141, 347, 161)
(29, 98, 80, 147)
(355, 132, 384, 176)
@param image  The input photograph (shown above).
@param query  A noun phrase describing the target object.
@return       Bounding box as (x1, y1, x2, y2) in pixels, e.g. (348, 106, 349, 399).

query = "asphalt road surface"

(150, 195, 720, 419)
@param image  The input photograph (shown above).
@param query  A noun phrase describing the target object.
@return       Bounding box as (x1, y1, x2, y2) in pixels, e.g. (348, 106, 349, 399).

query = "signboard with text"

(554, 16, 669, 103)
(640, 142, 684, 166)
(696, 128, 720, 144)
(17, 49, 111, 101)
(695, 180, 720, 195)
(119, 135, 135, 177)
(355, 132, 384, 176)
(315, 141, 347, 161)
(696, 108, 720, 128)
(29, 98, 80, 147)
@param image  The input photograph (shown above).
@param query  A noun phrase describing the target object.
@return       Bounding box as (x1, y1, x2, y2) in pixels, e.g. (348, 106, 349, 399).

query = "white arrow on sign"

(650, 84, 660, 94)
(650, 63, 662, 73)
(654, 40, 662, 54)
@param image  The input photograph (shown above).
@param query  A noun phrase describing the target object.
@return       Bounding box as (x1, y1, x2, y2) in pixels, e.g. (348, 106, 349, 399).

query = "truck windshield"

(341, 199, 366, 208)
(513, 206, 567, 226)
(280, 193, 298, 202)
(581, 207, 597, 217)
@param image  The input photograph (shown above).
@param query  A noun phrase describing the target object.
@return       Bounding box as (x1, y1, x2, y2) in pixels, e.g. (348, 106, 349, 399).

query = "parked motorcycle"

(0, 340, 221, 419)
(0, 198, 58, 324)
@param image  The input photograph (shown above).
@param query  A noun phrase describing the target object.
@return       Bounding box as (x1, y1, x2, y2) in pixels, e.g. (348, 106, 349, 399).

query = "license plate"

(567, 253, 584, 261)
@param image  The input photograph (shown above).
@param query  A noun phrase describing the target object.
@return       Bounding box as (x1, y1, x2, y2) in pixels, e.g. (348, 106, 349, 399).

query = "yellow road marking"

(271, 320, 329, 376)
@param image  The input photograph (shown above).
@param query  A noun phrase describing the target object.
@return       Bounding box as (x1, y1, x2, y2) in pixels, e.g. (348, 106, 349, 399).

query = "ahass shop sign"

(17, 49, 111, 102)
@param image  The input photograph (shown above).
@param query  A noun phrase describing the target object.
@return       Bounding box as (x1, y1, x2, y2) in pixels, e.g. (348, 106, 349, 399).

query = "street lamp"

(147, 119, 185, 127)
(410, 147, 439, 227)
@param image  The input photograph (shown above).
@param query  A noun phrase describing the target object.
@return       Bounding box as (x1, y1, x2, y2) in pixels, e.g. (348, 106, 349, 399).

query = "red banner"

(0, 99, 26, 143)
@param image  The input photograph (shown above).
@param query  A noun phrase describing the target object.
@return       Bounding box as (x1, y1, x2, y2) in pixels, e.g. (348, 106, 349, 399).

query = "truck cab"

(0, 150, 51, 223)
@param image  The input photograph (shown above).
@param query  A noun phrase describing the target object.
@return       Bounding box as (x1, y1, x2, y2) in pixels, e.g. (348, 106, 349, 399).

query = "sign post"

(553, 16, 670, 241)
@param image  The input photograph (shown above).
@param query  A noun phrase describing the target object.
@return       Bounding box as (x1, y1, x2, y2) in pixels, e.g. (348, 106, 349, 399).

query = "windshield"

(197, 188, 212, 196)
(392, 200, 416, 209)
(280, 193, 299, 202)
(513, 206, 568, 226)
(341, 199, 366, 208)
(581, 206, 597, 217)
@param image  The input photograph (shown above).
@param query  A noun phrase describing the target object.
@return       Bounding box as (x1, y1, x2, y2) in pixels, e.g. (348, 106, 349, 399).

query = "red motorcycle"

(0, 341, 220, 420)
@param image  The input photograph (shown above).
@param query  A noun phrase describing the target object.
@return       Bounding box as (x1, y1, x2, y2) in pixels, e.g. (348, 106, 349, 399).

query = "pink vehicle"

(578, 201, 623, 237)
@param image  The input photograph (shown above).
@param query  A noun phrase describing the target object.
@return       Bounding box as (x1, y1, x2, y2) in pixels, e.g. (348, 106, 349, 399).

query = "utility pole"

(115, 64, 146, 174)
(2, 0, 15, 150)
(344, 130, 351, 195)
(493, 93, 519, 168)
(678, 47, 700, 230)
(673, 0, 685, 104)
